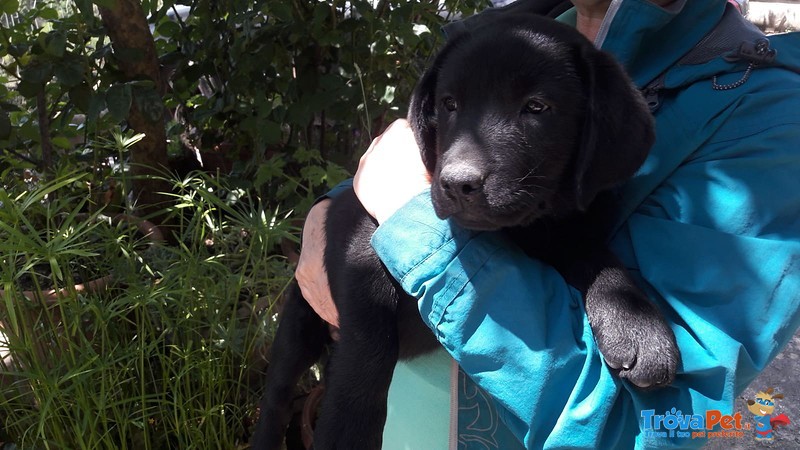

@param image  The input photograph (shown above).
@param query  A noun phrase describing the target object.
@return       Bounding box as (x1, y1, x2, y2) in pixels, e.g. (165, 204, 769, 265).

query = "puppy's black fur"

(253, 14, 679, 450)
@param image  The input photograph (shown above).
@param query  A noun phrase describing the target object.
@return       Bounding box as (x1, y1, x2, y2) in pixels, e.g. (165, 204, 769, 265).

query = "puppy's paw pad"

(594, 320, 680, 389)
(618, 340, 680, 389)
(597, 337, 637, 371)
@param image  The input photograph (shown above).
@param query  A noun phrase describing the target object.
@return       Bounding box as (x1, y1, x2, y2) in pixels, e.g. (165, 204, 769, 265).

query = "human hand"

(295, 199, 340, 338)
(354, 119, 432, 223)
(296, 119, 430, 336)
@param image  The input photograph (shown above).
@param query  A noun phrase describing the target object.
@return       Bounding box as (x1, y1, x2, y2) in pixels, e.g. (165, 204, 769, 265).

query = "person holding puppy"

(295, 0, 800, 448)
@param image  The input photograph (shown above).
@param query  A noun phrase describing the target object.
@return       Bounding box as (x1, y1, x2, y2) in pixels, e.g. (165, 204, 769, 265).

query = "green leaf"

(74, 0, 95, 22)
(45, 31, 67, 58)
(300, 165, 327, 187)
(0, 0, 19, 14)
(276, 181, 296, 201)
(269, 2, 293, 22)
(0, 101, 21, 112)
(87, 92, 105, 123)
(69, 83, 92, 112)
(54, 57, 85, 87)
(20, 59, 53, 84)
(17, 80, 44, 98)
(7, 43, 27, 58)
(312, 3, 329, 27)
(325, 163, 350, 188)
(39, 6, 59, 20)
(294, 147, 320, 164)
(51, 136, 72, 149)
(106, 83, 133, 122)
(17, 120, 40, 141)
(263, 120, 282, 145)
(253, 156, 287, 188)
(49, 257, 63, 282)
(156, 20, 181, 39)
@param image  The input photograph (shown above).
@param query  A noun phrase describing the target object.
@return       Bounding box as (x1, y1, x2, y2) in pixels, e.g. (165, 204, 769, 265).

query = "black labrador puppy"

(252, 13, 679, 450)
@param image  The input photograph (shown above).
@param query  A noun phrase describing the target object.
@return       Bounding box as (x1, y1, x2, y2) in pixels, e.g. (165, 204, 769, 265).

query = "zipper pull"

(641, 74, 666, 113)
(726, 38, 777, 65)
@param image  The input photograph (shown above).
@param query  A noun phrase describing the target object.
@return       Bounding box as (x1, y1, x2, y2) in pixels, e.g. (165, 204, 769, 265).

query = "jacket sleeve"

(369, 111, 800, 447)
(319, 178, 353, 202)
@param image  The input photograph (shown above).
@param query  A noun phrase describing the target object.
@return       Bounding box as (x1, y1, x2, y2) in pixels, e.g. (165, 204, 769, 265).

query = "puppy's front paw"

(589, 292, 680, 389)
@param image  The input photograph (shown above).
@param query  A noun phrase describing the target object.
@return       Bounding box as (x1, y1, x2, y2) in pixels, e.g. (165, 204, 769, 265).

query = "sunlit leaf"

(45, 31, 67, 57)
(0, 0, 19, 15)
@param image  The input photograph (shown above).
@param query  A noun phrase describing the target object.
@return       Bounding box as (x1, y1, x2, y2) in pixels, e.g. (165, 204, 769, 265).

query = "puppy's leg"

(252, 282, 329, 450)
(565, 249, 680, 388)
(310, 188, 409, 448)
(311, 279, 401, 450)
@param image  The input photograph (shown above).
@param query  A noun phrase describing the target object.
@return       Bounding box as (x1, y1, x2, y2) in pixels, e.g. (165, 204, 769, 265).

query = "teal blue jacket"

(369, 1, 800, 448)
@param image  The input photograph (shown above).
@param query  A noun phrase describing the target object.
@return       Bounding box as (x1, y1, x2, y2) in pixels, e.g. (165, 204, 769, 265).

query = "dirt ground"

(703, 331, 800, 450)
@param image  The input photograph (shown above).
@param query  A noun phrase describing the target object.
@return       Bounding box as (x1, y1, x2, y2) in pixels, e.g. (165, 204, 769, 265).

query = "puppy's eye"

(524, 99, 549, 114)
(442, 97, 457, 112)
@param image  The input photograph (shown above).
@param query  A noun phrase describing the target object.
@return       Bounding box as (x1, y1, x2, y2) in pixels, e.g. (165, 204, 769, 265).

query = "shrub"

(0, 170, 294, 449)
(0, 0, 490, 447)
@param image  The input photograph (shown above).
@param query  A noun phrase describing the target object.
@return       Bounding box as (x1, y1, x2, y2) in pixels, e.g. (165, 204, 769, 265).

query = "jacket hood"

(598, 0, 800, 90)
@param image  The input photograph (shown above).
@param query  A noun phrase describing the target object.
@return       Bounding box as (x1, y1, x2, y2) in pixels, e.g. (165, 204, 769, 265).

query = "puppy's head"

(409, 15, 654, 230)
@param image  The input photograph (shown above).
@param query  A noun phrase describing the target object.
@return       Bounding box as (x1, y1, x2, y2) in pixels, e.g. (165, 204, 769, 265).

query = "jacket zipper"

(449, 358, 459, 450)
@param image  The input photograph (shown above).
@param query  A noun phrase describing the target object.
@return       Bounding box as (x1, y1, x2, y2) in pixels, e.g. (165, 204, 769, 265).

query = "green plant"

(0, 0, 139, 171)
(163, 0, 488, 213)
(0, 1, 493, 447)
(0, 171, 295, 449)
(2, 0, 488, 221)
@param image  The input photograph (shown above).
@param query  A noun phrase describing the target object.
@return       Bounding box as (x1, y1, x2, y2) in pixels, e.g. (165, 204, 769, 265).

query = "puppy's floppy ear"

(573, 45, 655, 210)
(408, 40, 461, 174)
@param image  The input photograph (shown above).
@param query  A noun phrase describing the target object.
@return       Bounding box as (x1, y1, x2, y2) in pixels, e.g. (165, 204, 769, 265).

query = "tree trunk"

(98, 0, 172, 228)
(36, 91, 53, 174)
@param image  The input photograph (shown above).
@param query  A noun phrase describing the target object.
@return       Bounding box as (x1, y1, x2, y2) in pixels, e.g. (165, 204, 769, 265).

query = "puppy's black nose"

(440, 165, 485, 199)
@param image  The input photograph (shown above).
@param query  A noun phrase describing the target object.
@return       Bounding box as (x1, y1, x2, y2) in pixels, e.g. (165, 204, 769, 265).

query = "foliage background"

(0, 0, 487, 448)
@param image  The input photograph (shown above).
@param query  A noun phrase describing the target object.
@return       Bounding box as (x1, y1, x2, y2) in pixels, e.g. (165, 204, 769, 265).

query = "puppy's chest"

(505, 211, 613, 270)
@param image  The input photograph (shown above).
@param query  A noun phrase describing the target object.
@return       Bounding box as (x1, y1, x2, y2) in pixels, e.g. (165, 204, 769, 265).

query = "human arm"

(295, 120, 430, 331)
(295, 198, 339, 331)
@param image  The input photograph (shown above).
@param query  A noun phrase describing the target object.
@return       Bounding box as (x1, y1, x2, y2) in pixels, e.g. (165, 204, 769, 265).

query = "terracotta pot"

(301, 384, 326, 450)
(0, 213, 163, 301)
